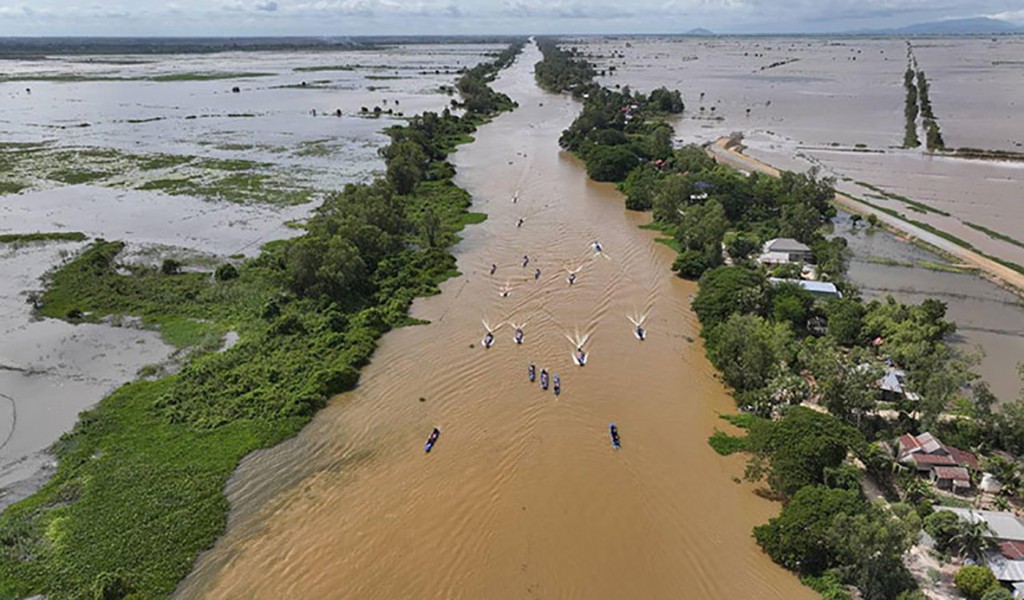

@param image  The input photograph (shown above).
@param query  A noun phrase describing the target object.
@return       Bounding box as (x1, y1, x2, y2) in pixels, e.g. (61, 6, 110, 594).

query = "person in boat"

(636, 325, 645, 340)
(593, 241, 602, 253)
(484, 331, 494, 347)
(522, 255, 530, 267)
(540, 368, 549, 389)
(553, 374, 561, 394)
(610, 424, 620, 447)
(568, 272, 576, 285)
(528, 363, 536, 382)
(501, 289, 509, 298)
(517, 218, 524, 228)
(514, 328, 524, 343)
(576, 347, 586, 365)
(512, 194, 518, 203)
(490, 263, 497, 275)
(534, 268, 541, 280)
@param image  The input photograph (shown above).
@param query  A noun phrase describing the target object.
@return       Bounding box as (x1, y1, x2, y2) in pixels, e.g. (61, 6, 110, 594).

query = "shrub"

(160, 258, 182, 275)
(981, 587, 1014, 600)
(955, 565, 998, 600)
(672, 249, 709, 279)
(214, 263, 239, 281)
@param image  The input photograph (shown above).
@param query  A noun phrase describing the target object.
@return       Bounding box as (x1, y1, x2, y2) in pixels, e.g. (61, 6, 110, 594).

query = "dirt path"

(709, 138, 1024, 297)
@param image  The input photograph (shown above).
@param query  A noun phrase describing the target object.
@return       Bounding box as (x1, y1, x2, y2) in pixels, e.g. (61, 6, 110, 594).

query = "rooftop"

(913, 454, 958, 467)
(768, 278, 842, 298)
(932, 466, 970, 481)
(940, 508, 1024, 542)
(764, 238, 811, 254)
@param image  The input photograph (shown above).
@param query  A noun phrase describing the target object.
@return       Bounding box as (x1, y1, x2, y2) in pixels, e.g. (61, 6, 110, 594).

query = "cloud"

(256, 1, 279, 10)
(501, 0, 636, 19)
(986, 9, 1024, 22)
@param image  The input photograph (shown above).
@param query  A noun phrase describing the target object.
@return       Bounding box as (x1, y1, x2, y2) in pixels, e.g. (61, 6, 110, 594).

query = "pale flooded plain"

(576, 35, 1024, 400)
(0, 41, 501, 505)
(577, 36, 1024, 270)
(175, 42, 814, 599)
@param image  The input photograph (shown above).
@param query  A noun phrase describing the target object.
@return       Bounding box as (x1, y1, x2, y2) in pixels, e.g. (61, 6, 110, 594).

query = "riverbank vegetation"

(537, 38, 1024, 600)
(903, 66, 920, 148)
(0, 40, 524, 600)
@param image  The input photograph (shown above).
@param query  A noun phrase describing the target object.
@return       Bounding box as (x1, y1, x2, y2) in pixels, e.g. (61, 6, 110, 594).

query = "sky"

(0, 0, 1023, 36)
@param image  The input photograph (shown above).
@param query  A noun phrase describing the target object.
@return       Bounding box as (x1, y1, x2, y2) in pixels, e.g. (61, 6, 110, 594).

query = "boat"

(553, 375, 561, 396)
(482, 333, 494, 349)
(514, 329, 524, 344)
(609, 423, 621, 450)
(635, 326, 645, 341)
(540, 369, 549, 390)
(425, 427, 441, 453)
(573, 350, 587, 367)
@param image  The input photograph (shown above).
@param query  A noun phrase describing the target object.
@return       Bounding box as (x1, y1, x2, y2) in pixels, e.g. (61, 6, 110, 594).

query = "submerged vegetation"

(0, 40, 524, 599)
(537, 38, 1024, 600)
(0, 231, 88, 244)
(0, 144, 318, 206)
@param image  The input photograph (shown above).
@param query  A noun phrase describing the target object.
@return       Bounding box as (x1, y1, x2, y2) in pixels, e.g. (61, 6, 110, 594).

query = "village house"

(937, 508, 1024, 594)
(879, 367, 919, 402)
(758, 237, 813, 265)
(896, 431, 978, 492)
(768, 278, 842, 300)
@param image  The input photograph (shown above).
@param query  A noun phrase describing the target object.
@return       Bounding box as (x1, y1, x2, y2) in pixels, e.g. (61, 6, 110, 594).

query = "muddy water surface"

(176, 42, 811, 600)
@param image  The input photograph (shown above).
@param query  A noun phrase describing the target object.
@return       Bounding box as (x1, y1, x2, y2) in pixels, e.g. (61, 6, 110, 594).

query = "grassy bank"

(0, 232, 88, 244)
(0, 40, 524, 600)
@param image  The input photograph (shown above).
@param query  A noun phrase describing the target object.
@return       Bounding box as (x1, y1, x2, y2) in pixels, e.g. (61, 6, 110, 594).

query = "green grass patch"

(0, 180, 29, 195)
(48, 169, 110, 185)
(460, 212, 488, 226)
(854, 181, 950, 216)
(149, 72, 275, 82)
(293, 64, 357, 72)
(709, 431, 748, 455)
(965, 221, 1024, 251)
(147, 316, 225, 350)
(0, 232, 88, 244)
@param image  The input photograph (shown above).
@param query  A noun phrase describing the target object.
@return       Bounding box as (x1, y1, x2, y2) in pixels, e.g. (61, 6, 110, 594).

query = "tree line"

(0, 41, 526, 599)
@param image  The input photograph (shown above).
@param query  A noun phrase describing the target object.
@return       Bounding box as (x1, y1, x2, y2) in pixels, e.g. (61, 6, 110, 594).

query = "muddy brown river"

(175, 42, 813, 599)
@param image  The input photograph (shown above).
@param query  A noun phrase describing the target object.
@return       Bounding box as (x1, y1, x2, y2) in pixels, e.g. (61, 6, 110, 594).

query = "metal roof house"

(768, 278, 842, 299)
(759, 238, 813, 265)
(879, 367, 920, 402)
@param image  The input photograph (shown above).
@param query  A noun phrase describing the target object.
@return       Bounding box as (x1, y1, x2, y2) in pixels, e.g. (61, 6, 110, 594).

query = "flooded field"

(575, 35, 1024, 400)
(834, 212, 1024, 401)
(575, 36, 1024, 268)
(0, 42, 501, 504)
(174, 42, 814, 599)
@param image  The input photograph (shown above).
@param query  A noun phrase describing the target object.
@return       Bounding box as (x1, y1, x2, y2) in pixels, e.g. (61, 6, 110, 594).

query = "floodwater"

(575, 36, 1024, 266)
(574, 35, 1023, 401)
(0, 44, 500, 503)
(175, 42, 813, 599)
(834, 212, 1024, 402)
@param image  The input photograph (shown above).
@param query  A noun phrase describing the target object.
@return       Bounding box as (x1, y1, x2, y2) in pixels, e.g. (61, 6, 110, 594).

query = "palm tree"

(951, 516, 991, 562)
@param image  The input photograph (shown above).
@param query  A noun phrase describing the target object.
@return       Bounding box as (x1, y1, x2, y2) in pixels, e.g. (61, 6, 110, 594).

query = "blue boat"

(425, 427, 441, 453)
(609, 423, 621, 450)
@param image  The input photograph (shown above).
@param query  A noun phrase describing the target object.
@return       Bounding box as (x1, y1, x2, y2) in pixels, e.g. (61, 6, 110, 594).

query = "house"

(896, 431, 979, 491)
(879, 367, 919, 402)
(937, 509, 1024, 590)
(759, 238, 813, 265)
(931, 466, 971, 491)
(768, 278, 842, 300)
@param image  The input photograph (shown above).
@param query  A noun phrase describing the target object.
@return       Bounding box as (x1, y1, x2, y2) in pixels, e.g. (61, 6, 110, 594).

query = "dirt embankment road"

(708, 137, 1024, 297)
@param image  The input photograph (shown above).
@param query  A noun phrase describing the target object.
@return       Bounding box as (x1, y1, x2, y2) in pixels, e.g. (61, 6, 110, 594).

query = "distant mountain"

(851, 17, 1023, 35)
(684, 28, 715, 36)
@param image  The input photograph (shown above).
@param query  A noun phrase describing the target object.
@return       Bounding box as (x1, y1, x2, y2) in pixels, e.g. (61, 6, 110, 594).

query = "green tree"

(692, 266, 768, 330)
(829, 503, 920, 600)
(418, 206, 442, 248)
(923, 509, 961, 554)
(672, 248, 709, 279)
(705, 313, 793, 394)
(771, 281, 814, 331)
(745, 406, 862, 497)
(825, 298, 866, 346)
(726, 234, 759, 262)
(584, 145, 639, 182)
(383, 140, 428, 194)
(620, 165, 662, 211)
(753, 485, 864, 573)
(981, 587, 1014, 600)
(954, 565, 998, 600)
(651, 174, 690, 224)
(951, 517, 991, 562)
(806, 340, 881, 428)
(780, 202, 823, 244)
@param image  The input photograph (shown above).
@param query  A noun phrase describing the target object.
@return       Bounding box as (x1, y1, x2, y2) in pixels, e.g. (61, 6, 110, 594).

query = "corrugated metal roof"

(764, 238, 811, 253)
(989, 554, 1024, 582)
(913, 454, 957, 466)
(941, 508, 1024, 542)
(768, 278, 841, 296)
(932, 466, 970, 481)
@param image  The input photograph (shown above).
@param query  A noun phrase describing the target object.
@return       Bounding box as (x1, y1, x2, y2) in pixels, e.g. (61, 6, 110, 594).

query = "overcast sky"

(1, 0, 1023, 36)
